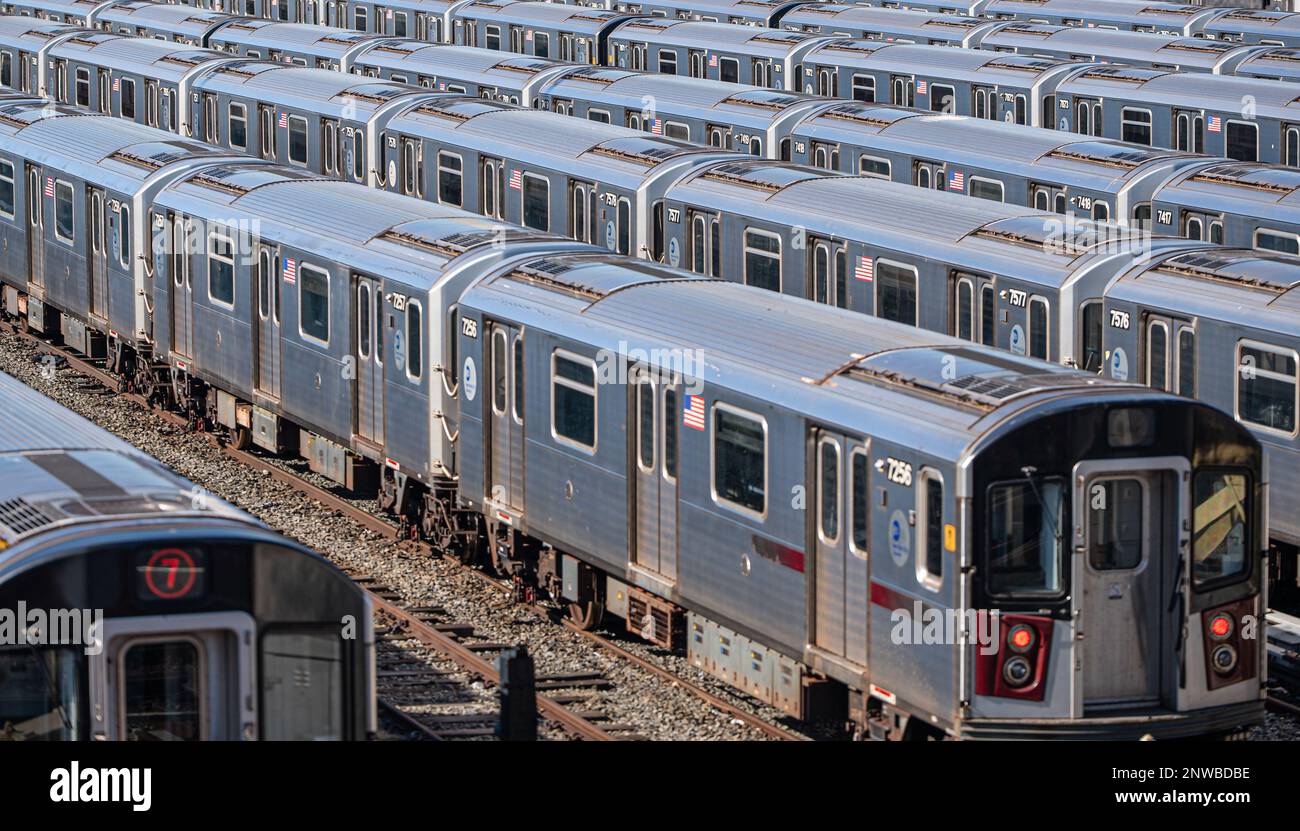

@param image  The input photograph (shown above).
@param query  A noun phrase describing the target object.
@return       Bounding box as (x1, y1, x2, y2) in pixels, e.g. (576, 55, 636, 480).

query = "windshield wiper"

(1020, 466, 1064, 551)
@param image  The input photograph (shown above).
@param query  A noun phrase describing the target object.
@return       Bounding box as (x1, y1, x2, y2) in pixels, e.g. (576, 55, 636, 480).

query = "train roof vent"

(737, 0, 782, 7)
(225, 21, 262, 31)
(1221, 10, 1282, 21)
(571, 11, 621, 22)
(414, 97, 509, 120)
(0, 497, 55, 538)
(701, 160, 820, 192)
(502, 259, 606, 302)
(624, 18, 676, 30)
(1046, 141, 1168, 169)
(157, 50, 218, 67)
(1187, 163, 1300, 195)
(983, 55, 1064, 71)
(1154, 251, 1293, 293)
(379, 226, 551, 257)
(720, 89, 809, 109)
(820, 40, 885, 55)
(1160, 40, 1235, 55)
(994, 23, 1054, 36)
(1079, 66, 1162, 83)
(589, 136, 697, 165)
(975, 216, 1140, 256)
(821, 102, 904, 127)
(925, 18, 982, 30)
(339, 83, 412, 104)
(493, 56, 560, 74)
(561, 66, 623, 85)
(1139, 5, 1199, 15)
(319, 34, 368, 45)
(795, 5, 845, 14)
(1256, 48, 1300, 62)
(751, 31, 813, 44)
(371, 42, 419, 56)
(841, 347, 1089, 411)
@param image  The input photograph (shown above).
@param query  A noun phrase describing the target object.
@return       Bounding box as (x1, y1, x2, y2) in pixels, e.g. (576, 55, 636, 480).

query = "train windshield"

(1192, 470, 1251, 588)
(0, 647, 81, 741)
(986, 478, 1065, 596)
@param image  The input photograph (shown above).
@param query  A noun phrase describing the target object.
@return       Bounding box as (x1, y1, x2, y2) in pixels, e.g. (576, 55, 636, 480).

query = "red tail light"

(976, 613, 1052, 701)
(1201, 598, 1257, 690)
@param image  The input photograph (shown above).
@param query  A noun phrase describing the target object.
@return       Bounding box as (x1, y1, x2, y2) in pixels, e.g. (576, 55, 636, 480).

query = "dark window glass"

(534, 32, 549, 59)
(819, 441, 838, 541)
(407, 303, 422, 380)
(970, 179, 1003, 202)
(1178, 329, 1195, 397)
(512, 335, 523, 421)
(663, 387, 678, 479)
(1087, 478, 1144, 570)
(492, 330, 507, 414)
(956, 279, 973, 340)
(981, 284, 995, 346)
(553, 353, 595, 449)
(1029, 297, 1048, 359)
(230, 104, 247, 149)
(523, 176, 548, 231)
(714, 407, 764, 515)
(300, 264, 330, 343)
(744, 230, 780, 292)
(638, 379, 654, 469)
(1148, 323, 1168, 390)
(1238, 344, 1297, 433)
(1081, 301, 1103, 373)
(720, 57, 738, 83)
(1256, 230, 1299, 255)
(877, 262, 916, 325)
(122, 641, 201, 741)
(54, 182, 73, 241)
(617, 199, 630, 255)
(924, 476, 943, 580)
(1226, 121, 1258, 162)
(288, 116, 308, 165)
(438, 152, 462, 207)
(987, 479, 1064, 595)
(0, 161, 13, 217)
(121, 78, 135, 119)
(208, 235, 235, 306)
(1192, 472, 1250, 587)
(851, 451, 868, 552)
(1121, 108, 1151, 145)
(0, 647, 80, 740)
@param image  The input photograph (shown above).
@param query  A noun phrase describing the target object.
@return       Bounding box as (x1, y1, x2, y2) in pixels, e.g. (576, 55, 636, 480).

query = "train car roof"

(1153, 161, 1300, 224)
(0, 371, 251, 550)
(982, 0, 1220, 29)
(96, 1, 236, 34)
(48, 30, 226, 80)
(1058, 65, 1300, 116)
(981, 24, 1255, 70)
(1113, 249, 1300, 332)
(209, 18, 379, 55)
(804, 39, 1086, 80)
(0, 13, 81, 42)
(782, 2, 991, 37)
(463, 256, 1163, 458)
(1231, 48, 1300, 83)
(615, 17, 821, 53)
(1203, 8, 1300, 38)
(459, 0, 633, 32)
(0, 0, 101, 15)
(199, 63, 428, 118)
(356, 41, 560, 84)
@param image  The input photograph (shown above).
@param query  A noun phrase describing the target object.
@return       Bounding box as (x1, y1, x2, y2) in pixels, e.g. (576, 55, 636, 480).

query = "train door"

(24, 164, 44, 292)
(87, 186, 107, 320)
(91, 612, 254, 740)
(1074, 97, 1103, 137)
(144, 78, 158, 128)
(811, 428, 869, 668)
(568, 179, 596, 244)
(706, 123, 731, 149)
(254, 244, 281, 399)
(1180, 211, 1223, 244)
(1072, 458, 1185, 709)
(170, 213, 193, 360)
(686, 209, 718, 276)
(481, 156, 505, 220)
(631, 365, 678, 582)
(1141, 314, 1196, 397)
(951, 271, 995, 345)
(890, 75, 915, 107)
(1031, 183, 1068, 214)
(808, 237, 846, 307)
(486, 322, 524, 512)
(913, 160, 944, 190)
(96, 68, 109, 114)
(688, 49, 705, 78)
(354, 274, 384, 444)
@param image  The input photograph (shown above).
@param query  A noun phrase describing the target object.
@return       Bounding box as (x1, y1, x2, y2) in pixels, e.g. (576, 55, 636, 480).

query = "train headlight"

(1208, 613, 1234, 641)
(1007, 623, 1036, 654)
(1003, 655, 1033, 687)
(1210, 643, 1238, 676)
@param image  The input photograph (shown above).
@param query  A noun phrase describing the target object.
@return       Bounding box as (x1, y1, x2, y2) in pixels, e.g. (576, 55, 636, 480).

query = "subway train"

(0, 94, 1270, 737)
(0, 369, 375, 740)
(0, 12, 1297, 601)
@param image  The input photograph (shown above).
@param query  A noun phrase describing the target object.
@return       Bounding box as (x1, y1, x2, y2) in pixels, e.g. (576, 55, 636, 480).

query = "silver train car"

(0, 369, 374, 740)
(2, 13, 1298, 596)
(0, 97, 1270, 737)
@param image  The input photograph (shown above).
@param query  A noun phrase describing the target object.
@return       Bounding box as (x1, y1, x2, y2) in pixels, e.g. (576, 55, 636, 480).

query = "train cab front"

(0, 457, 373, 741)
(961, 394, 1266, 740)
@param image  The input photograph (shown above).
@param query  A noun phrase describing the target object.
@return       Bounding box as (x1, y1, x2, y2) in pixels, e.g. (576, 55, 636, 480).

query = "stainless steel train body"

(0, 92, 1271, 738)
(0, 368, 374, 740)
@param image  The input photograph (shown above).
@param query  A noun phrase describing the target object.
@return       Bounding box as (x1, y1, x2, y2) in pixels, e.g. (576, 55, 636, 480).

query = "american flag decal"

(508, 169, 523, 190)
(438, 81, 446, 90)
(948, 169, 965, 191)
(44, 177, 54, 198)
(112, 77, 119, 92)
(855, 256, 874, 282)
(283, 257, 297, 284)
(526, 29, 533, 41)
(651, 118, 662, 135)
(917, 79, 927, 94)
(1208, 115, 1222, 133)
(709, 54, 717, 67)
(683, 394, 706, 431)
(278, 111, 288, 128)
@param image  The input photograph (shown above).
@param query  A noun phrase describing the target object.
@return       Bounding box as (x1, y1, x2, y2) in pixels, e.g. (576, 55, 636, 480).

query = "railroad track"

(1, 323, 802, 741)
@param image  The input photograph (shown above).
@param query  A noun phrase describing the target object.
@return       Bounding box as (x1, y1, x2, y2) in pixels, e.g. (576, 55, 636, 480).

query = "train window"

(1146, 320, 1169, 391)
(229, 103, 247, 150)
(664, 121, 689, 141)
(637, 375, 655, 471)
(74, 66, 88, 107)
(651, 201, 664, 262)
(512, 334, 523, 424)
(401, 140, 420, 196)
(1041, 96, 1054, 129)
(354, 7, 366, 30)
(917, 469, 944, 588)
(588, 109, 610, 124)
(973, 87, 989, 119)
(969, 178, 1003, 203)
(1132, 203, 1151, 231)
(122, 640, 203, 741)
(406, 301, 422, 381)
(492, 329, 507, 416)
(1013, 95, 1027, 126)
(1092, 202, 1109, 221)
(1087, 478, 1144, 571)
(1080, 301, 1103, 373)
(208, 233, 235, 307)
(1178, 327, 1195, 398)
(120, 77, 134, 119)
(1121, 108, 1152, 145)
(0, 160, 12, 218)
(849, 447, 869, 555)
(1033, 188, 1048, 211)
(287, 115, 308, 166)
(534, 33, 549, 59)
(987, 477, 1064, 596)
(53, 180, 73, 243)
(486, 25, 501, 51)
(0, 52, 10, 88)
(352, 132, 364, 182)
(552, 350, 597, 451)
(876, 261, 917, 326)
(522, 174, 549, 232)
(1053, 193, 1066, 214)
(0, 647, 80, 740)
(1287, 127, 1300, 169)
(713, 403, 766, 518)
(954, 276, 974, 341)
(663, 385, 678, 481)
(835, 250, 847, 310)
(1226, 121, 1258, 162)
(1255, 229, 1300, 255)
(118, 204, 130, 268)
(299, 263, 330, 344)
(750, 137, 761, 156)
(915, 166, 931, 189)
(1236, 341, 1298, 436)
(929, 83, 954, 114)
(980, 284, 995, 346)
(1191, 471, 1250, 588)
(393, 12, 408, 38)
(1209, 220, 1222, 245)
(659, 50, 677, 75)
(1028, 296, 1048, 360)
(256, 249, 271, 320)
(1184, 215, 1203, 241)
(719, 57, 739, 84)
(437, 152, 462, 208)
(617, 198, 631, 255)
(261, 629, 343, 740)
(818, 438, 840, 544)
(851, 74, 874, 102)
(743, 229, 780, 293)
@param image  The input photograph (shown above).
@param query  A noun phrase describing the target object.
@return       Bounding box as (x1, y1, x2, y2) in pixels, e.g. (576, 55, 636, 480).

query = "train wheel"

(566, 600, 603, 631)
(232, 426, 252, 452)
